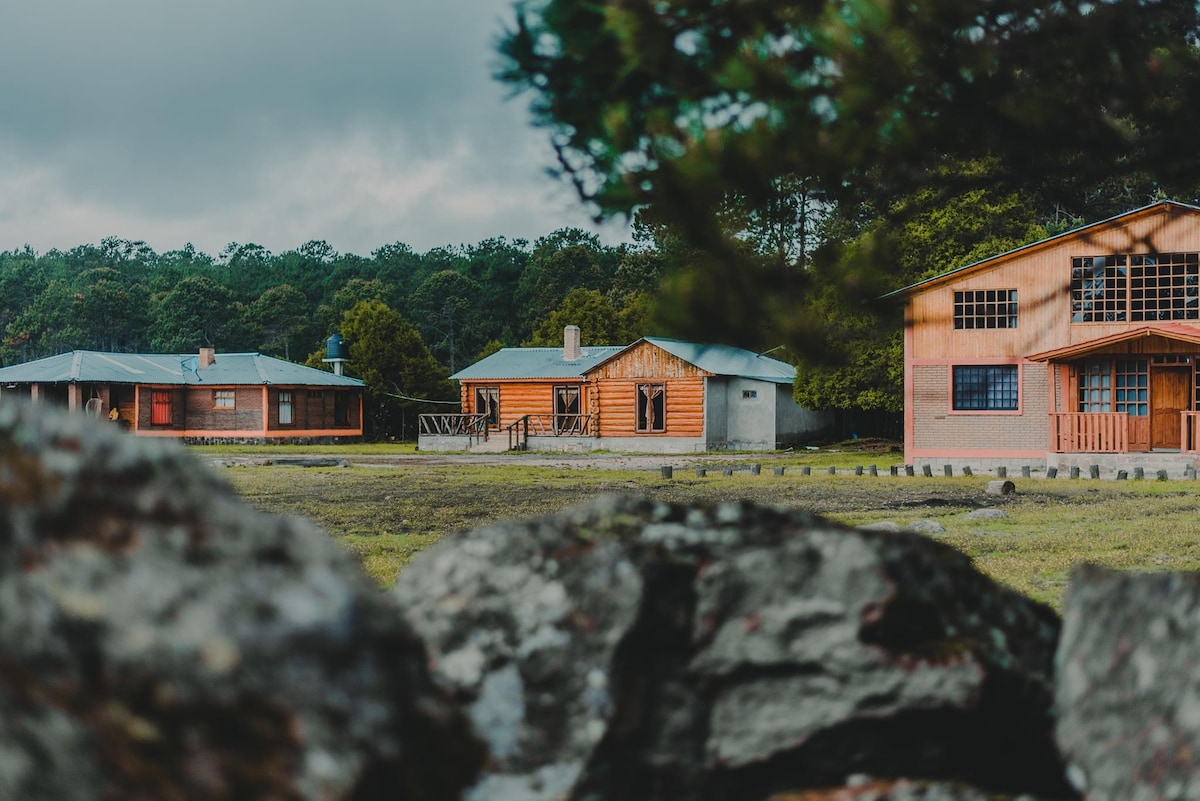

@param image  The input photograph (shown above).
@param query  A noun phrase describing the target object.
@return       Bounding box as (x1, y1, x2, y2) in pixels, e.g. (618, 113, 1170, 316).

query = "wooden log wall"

(589, 342, 711, 437)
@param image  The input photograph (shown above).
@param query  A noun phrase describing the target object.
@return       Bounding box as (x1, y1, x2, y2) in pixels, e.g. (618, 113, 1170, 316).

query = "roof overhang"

(1027, 324, 1200, 362)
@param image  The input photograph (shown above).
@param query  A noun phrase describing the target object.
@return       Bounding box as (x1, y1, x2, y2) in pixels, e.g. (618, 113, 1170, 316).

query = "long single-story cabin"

(0, 347, 365, 443)
(893, 200, 1200, 474)
(420, 326, 833, 453)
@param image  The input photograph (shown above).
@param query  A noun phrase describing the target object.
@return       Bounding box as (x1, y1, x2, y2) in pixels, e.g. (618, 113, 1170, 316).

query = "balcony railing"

(1048, 412, 1129, 453)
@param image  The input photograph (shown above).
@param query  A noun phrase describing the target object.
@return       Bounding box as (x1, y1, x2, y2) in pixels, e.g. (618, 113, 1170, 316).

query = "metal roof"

(640, 338, 796, 383)
(451, 339, 796, 384)
(450, 346, 626, 380)
(0, 351, 364, 387)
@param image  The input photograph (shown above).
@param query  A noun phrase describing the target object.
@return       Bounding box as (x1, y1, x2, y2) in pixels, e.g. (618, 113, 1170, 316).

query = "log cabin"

(894, 200, 1200, 474)
(0, 347, 365, 443)
(421, 325, 832, 452)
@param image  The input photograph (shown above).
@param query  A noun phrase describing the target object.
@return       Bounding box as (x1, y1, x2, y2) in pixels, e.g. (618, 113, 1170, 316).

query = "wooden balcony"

(1048, 413, 1129, 453)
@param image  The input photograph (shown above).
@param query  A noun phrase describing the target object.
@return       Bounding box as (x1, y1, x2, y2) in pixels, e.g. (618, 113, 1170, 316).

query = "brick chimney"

(199, 347, 216, 368)
(563, 325, 581, 361)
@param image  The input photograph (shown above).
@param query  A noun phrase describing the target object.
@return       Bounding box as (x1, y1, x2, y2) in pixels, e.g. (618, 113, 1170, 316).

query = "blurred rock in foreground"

(395, 495, 1073, 801)
(1056, 565, 1200, 801)
(0, 403, 482, 801)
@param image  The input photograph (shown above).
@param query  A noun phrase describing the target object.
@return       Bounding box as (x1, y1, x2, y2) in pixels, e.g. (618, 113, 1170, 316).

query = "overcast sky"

(0, 0, 628, 258)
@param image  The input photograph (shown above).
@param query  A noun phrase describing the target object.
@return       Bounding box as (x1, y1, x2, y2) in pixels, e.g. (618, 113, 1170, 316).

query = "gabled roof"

(451, 338, 798, 384)
(450, 346, 626, 380)
(636, 337, 797, 384)
(0, 351, 365, 387)
(884, 200, 1200, 299)
(1027, 324, 1200, 362)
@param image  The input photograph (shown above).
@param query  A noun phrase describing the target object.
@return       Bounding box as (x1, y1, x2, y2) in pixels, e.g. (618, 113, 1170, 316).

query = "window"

(213, 389, 235, 409)
(1077, 361, 1112, 412)
(553, 385, 582, 434)
(952, 366, 1018, 411)
(475, 387, 499, 427)
(334, 392, 350, 426)
(954, 289, 1018, 329)
(1071, 255, 1127, 322)
(1080, 360, 1149, 415)
(151, 390, 172, 425)
(1072, 253, 1200, 323)
(279, 391, 294, 425)
(636, 383, 666, 432)
(1115, 360, 1149, 417)
(1129, 253, 1200, 321)
(742, 389, 758, 399)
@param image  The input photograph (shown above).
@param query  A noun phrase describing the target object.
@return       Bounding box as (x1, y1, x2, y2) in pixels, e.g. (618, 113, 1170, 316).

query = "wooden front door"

(1150, 368, 1191, 449)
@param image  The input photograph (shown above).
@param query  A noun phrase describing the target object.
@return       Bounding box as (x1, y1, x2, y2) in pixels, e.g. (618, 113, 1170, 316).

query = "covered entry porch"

(1032, 325, 1200, 455)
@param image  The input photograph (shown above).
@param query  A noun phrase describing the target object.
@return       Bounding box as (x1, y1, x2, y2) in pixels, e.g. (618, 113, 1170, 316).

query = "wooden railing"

(1183, 412, 1200, 454)
(419, 413, 489, 440)
(1048, 413, 1129, 453)
(506, 414, 595, 451)
(507, 417, 528, 451)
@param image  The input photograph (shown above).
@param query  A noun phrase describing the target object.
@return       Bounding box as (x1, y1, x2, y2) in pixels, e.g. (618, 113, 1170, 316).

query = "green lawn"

(209, 447, 1200, 609)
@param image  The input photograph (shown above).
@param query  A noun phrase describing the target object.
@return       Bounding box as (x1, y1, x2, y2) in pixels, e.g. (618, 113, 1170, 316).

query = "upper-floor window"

(954, 289, 1018, 329)
(1129, 252, 1200, 321)
(213, 389, 235, 409)
(1072, 253, 1200, 323)
(952, 365, 1018, 411)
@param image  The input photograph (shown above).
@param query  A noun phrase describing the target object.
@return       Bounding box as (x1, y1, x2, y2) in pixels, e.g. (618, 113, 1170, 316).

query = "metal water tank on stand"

(323, 333, 350, 375)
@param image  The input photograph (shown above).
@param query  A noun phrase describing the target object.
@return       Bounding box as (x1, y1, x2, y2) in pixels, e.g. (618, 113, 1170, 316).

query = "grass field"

(212, 444, 1200, 609)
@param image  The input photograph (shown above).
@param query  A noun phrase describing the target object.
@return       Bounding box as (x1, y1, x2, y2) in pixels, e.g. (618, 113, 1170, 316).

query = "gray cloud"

(0, 0, 625, 256)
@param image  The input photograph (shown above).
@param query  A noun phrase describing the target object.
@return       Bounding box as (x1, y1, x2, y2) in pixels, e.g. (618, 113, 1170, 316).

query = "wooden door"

(1150, 368, 1191, 449)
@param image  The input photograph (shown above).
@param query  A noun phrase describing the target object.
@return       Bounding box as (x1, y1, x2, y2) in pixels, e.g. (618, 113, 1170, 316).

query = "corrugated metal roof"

(452, 339, 796, 384)
(0, 351, 364, 387)
(450, 346, 625, 380)
(641, 338, 796, 383)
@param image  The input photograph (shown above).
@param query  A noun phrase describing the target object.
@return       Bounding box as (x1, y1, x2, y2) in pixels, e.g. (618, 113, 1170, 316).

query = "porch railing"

(419, 413, 489, 441)
(1183, 412, 1200, 454)
(506, 414, 595, 451)
(1048, 412, 1128, 453)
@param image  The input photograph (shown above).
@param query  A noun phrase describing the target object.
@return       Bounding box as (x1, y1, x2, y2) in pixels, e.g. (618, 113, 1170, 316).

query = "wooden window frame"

(953, 289, 1018, 329)
(635, 383, 666, 433)
(151, 390, 172, 425)
(213, 389, 236, 410)
(279, 390, 294, 426)
(475, 386, 500, 428)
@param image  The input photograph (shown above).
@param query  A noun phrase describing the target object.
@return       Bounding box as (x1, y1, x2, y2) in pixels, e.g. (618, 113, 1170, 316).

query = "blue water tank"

(326, 333, 348, 360)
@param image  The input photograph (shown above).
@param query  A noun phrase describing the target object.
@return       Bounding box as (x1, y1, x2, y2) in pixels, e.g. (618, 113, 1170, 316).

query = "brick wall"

(913, 363, 1048, 452)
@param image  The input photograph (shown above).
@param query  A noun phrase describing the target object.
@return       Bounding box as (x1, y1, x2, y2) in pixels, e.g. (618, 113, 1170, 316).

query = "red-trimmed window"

(951, 366, 1017, 411)
(151, 390, 172, 425)
(213, 389, 235, 409)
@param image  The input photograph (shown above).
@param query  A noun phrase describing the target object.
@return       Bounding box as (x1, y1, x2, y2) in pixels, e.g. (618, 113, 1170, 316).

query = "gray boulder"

(1057, 565, 1200, 801)
(0, 403, 482, 800)
(395, 495, 1072, 801)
